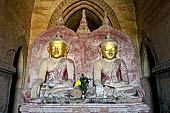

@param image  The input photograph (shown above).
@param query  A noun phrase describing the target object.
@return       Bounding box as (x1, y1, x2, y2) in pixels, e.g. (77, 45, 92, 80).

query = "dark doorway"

(146, 46, 160, 113)
(8, 46, 23, 113)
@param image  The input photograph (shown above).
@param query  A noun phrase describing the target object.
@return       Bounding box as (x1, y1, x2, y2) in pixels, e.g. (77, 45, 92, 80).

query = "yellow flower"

(75, 80, 81, 87)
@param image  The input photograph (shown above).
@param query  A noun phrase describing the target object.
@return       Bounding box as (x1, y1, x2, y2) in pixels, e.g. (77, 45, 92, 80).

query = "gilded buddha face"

(48, 41, 69, 59)
(100, 42, 117, 60)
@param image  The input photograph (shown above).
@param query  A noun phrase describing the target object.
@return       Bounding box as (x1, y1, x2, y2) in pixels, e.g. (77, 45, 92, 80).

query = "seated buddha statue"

(31, 35, 75, 99)
(93, 34, 144, 99)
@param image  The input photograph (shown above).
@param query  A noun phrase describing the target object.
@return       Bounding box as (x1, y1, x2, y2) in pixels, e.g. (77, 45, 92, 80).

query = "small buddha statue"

(93, 34, 144, 99)
(31, 35, 75, 98)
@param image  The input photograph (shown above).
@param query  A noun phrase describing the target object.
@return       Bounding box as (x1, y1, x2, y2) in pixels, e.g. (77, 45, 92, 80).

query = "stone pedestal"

(20, 103, 149, 113)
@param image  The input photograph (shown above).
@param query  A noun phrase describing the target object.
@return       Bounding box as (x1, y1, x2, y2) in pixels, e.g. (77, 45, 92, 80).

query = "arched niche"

(140, 30, 159, 113)
(15, 47, 24, 89)
(48, 0, 120, 31)
(9, 46, 24, 113)
(140, 31, 158, 78)
(65, 8, 102, 32)
(6, 49, 16, 65)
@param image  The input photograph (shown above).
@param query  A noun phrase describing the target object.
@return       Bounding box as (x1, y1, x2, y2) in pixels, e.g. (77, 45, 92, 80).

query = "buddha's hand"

(32, 78, 44, 87)
(96, 83, 104, 97)
(120, 81, 128, 86)
(94, 79, 101, 86)
(30, 85, 40, 98)
(64, 79, 74, 86)
(30, 78, 44, 98)
(104, 80, 110, 84)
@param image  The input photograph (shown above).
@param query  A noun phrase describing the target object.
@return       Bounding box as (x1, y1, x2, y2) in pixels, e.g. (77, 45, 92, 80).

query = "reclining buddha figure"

(94, 34, 144, 99)
(31, 35, 75, 99)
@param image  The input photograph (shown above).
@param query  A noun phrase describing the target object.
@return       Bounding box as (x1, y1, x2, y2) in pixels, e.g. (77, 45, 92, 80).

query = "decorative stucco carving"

(48, 0, 120, 30)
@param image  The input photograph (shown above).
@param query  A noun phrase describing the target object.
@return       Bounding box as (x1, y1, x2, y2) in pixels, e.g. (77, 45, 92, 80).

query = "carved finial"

(56, 32, 62, 38)
(76, 9, 91, 34)
(56, 14, 64, 26)
(102, 12, 109, 26)
(106, 32, 112, 39)
(82, 9, 86, 21)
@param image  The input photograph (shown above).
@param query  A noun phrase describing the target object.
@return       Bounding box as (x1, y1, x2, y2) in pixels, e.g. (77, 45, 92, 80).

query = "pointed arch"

(140, 30, 159, 113)
(47, 0, 120, 30)
(140, 30, 158, 75)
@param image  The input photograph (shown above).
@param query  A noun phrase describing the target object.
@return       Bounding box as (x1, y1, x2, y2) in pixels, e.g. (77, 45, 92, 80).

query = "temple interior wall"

(134, 0, 170, 112)
(134, 0, 170, 63)
(0, 0, 170, 113)
(0, 0, 34, 63)
(0, 0, 34, 113)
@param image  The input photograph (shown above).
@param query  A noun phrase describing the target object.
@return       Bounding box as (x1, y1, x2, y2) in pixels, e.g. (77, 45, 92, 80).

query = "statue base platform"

(23, 97, 144, 104)
(20, 103, 149, 113)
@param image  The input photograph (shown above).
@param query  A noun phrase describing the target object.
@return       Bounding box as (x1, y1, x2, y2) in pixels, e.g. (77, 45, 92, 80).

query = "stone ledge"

(20, 103, 150, 113)
(0, 61, 16, 75)
(152, 60, 170, 74)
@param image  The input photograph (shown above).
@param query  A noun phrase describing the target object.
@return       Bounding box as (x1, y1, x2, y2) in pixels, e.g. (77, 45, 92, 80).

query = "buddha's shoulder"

(94, 59, 104, 66)
(94, 58, 125, 64)
(94, 59, 102, 63)
(114, 58, 126, 64)
(41, 58, 50, 63)
(61, 57, 74, 64)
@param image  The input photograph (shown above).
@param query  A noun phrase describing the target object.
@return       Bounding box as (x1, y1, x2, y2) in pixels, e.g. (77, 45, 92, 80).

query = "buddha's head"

(48, 35, 69, 59)
(100, 34, 118, 60)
